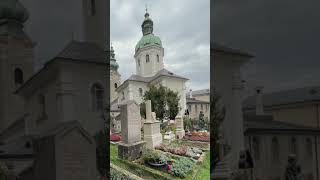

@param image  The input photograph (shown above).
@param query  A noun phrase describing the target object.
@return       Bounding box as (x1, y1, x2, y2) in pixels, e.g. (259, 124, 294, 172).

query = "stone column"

(230, 70, 245, 170)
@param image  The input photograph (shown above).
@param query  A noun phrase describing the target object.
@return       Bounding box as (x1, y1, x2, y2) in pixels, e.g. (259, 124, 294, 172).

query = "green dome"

(0, 0, 29, 23)
(135, 34, 162, 53)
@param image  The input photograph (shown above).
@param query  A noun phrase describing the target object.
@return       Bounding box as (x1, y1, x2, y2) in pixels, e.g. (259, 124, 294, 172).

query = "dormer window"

(146, 54, 150, 63)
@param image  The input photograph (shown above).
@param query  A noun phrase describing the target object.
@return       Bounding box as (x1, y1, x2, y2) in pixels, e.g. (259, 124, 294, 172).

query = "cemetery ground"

(110, 138, 210, 180)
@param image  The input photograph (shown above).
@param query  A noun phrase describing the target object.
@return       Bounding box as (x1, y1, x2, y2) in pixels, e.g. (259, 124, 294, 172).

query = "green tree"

(166, 90, 180, 120)
(198, 111, 205, 130)
(142, 85, 180, 121)
(143, 85, 167, 120)
(211, 89, 226, 169)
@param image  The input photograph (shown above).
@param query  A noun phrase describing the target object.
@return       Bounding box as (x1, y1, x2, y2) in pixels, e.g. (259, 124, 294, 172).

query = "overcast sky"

(111, 0, 210, 91)
(212, 0, 320, 94)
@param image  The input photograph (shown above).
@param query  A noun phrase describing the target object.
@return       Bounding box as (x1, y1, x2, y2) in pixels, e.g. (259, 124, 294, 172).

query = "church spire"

(141, 7, 153, 36)
(110, 43, 119, 71)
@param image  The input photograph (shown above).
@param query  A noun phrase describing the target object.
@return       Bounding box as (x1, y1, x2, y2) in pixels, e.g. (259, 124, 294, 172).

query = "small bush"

(142, 149, 168, 164)
(171, 157, 194, 178)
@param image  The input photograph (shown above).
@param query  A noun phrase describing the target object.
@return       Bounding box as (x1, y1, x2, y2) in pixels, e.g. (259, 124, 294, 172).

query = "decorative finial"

(145, 4, 148, 13)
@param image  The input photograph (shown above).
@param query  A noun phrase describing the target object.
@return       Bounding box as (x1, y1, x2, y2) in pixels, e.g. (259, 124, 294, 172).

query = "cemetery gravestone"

(143, 100, 162, 149)
(118, 100, 145, 160)
(175, 116, 185, 139)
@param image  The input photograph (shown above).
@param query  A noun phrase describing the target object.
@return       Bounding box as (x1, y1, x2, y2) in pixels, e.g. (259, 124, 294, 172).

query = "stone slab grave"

(118, 100, 145, 160)
(175, 116, 185, 139)
(143, 100, 162, 149)
(33, 121, 97, 180)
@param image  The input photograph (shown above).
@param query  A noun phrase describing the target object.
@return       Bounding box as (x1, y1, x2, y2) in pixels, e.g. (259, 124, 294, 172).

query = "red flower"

(110, 134, 121, 142)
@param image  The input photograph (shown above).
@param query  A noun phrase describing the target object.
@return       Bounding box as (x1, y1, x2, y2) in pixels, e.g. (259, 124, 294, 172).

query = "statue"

(198, 111, 205, 130)
(285, 154, 303, 180)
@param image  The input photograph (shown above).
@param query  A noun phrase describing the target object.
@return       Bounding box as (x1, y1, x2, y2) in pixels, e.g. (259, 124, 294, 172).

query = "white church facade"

(112, 11, 188, 118)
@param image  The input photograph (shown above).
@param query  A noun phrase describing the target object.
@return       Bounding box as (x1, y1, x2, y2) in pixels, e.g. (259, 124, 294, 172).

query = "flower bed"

(183, 132, 210, 142)
(155, 144, 203, 160)
(110, 134, 121, 142)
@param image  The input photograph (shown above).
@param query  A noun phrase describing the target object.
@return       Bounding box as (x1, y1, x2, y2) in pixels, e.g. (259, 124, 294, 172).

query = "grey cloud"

(212, 0, 320, 93)
(111, 0, 210, 91)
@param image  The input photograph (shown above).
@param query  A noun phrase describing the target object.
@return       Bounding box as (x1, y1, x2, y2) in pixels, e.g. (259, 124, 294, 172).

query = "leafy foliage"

(142, 85, 180, 121)
(198, 111, 205, 130)
(95, 130, 109, 177)
(142, 149, 168, 164)
(183, 116, 193, 131)
(171, 157, 194, 178)
(211, 89, 226, 168)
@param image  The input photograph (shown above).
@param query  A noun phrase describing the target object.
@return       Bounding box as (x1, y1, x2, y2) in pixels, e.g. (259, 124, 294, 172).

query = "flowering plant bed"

(110, 134, 121, 142)
(155, 144, 203, 160)
(183, 132, 210, 142)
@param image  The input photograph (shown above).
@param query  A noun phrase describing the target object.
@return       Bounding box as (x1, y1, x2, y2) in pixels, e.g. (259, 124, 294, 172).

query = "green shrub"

(171, 157, 194, 178)
(142, 149, 168, 164)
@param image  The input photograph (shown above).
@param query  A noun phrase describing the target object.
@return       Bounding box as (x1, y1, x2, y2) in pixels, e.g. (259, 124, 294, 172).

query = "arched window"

(195, 105, 198, 113)
(252, 137, 260, 160)
(188, 105, 192, 113)
(91, 83, 104, 111)
(114, 83, 118, 89)
(157, 55, 159, 62)
(139, 88, 143, 97)
(290, 137, 298, 156)
(90, 0, 96, 16)
(306, 138, 313, 159)
(14, 68, 24, 85)
(146, 54, 150, 63)
(271, 137, 279, 161)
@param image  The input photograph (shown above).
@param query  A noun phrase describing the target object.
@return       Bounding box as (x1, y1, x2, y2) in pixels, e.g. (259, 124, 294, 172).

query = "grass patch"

(194, 152, 210, 180)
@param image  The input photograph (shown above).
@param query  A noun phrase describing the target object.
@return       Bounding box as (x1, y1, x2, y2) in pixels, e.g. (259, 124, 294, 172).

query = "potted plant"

(143, 149, 168, 167)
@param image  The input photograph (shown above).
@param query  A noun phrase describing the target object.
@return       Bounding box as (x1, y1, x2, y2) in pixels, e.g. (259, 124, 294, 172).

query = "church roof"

(186, 89, 210, 96)
(135, 34, 162, 53)
(56, 40, 107, 64)
(117, 69, 188, 90)
(243, 86, 320, 110)
(244, 115, 320, 134)
(211, 43, 254, 58)
(186, 98, 209, 104)
(15, 41, 108, 96)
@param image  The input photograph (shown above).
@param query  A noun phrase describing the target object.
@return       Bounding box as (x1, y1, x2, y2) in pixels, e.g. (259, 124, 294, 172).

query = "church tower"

(134, 10, 164, 77)
(82, 0, 108, 49)
(0, 0, 35, 130)
(110, 44, 121, 103)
